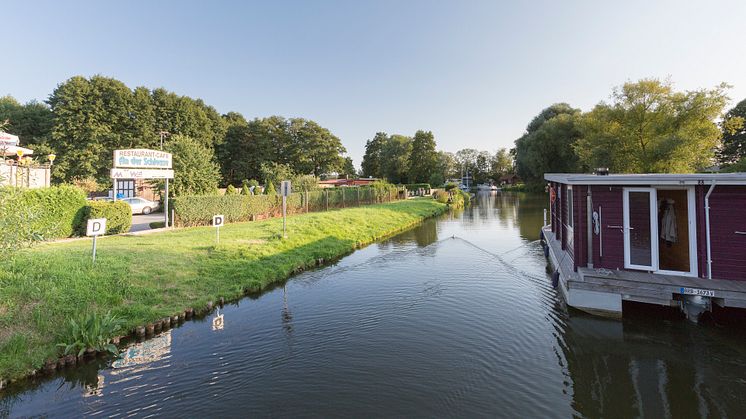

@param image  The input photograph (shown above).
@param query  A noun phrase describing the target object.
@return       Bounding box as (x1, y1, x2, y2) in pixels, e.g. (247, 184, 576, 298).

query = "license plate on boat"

(679, 287, 715, 297)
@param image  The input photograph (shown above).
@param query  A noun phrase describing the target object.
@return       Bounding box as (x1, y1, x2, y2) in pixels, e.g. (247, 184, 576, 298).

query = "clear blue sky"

(3, 0, 746, 167)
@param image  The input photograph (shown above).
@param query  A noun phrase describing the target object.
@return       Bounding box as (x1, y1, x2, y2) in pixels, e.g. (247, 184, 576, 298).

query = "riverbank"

(0, 198, 446, 383)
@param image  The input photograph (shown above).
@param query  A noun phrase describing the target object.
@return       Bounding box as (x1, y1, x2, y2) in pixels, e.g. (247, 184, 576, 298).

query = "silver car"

(121, 197, 159, 215)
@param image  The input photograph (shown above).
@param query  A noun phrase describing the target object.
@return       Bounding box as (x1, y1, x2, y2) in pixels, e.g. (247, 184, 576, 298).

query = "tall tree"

(408, 130, 438, 183)
(361, 132, 388, 178)
(719, 98, 746, 166)
(381, 134, 412, 183)
(575, 79, 729, 173)
(165, 134, 220, 196)
(288, 118, 346, 176)
(0, 96, 54, 147)
(491, 148, 513, 178)
(513, 103, 582, 187)
(341, 157, 356, 177)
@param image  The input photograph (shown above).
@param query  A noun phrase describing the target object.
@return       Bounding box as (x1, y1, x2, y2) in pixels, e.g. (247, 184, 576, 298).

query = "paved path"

(131, 213, 166, 232)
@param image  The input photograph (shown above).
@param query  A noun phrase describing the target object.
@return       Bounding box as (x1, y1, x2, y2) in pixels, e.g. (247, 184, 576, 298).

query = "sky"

(3, 0, 746, 167)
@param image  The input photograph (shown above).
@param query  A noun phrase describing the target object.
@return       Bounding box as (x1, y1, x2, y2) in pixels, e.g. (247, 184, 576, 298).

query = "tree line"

(513, 78, 746, 188)
(0, 75, 352, 193)
(361, 131, 513, 186)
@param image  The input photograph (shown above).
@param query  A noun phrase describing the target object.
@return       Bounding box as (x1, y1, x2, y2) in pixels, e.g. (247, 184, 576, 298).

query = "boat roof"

(544, 172, 746, 186)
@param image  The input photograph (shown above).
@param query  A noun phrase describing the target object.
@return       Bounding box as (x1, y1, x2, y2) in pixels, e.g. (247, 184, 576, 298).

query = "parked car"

(121, 197, 159, 215)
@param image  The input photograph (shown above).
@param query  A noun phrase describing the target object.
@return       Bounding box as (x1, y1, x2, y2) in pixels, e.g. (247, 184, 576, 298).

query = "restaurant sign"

(111, 168, 174, 179)
(114, 149, 172, 169)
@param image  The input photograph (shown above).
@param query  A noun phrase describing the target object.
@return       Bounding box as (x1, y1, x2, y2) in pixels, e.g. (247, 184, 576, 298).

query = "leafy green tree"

(575, 79, 729, 173)
(340, 157, 356, 177)
(408, 130, 438, 183)
(165, 134, 220, 196)
(436, 151, 457, 181)
(491, 148, 513, 178)
(455, 148, 479, 179)
(0, 96, 54, 147)
(361, 132, 388, 178)
(719, 98, 746, 165)
(264, 182, 276, 195)
(513, 103, 582, 187)
(287, 118, 346, 176)
(260, 161, 295, 192)
(292, 174, 319, 192)
(381, 134, 412, 183)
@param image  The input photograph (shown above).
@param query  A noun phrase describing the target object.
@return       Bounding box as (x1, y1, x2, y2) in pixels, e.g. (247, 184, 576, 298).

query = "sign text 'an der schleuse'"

(113, 149, 172, 169)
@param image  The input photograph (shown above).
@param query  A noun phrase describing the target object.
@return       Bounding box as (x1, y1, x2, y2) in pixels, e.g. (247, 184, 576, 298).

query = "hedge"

(76, 201, 132, 235)
(172, 183, 406, 227)
(0, 185, 87, 241)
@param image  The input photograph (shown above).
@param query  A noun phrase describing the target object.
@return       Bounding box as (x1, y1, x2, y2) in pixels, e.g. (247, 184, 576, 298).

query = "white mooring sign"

(213, 214, 224, 244)
(86, 218, 107, 237)
(86, 218, 107, 264)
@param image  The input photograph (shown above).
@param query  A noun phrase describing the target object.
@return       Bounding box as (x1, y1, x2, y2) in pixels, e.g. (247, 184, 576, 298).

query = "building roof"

(544, 172, 746, 186)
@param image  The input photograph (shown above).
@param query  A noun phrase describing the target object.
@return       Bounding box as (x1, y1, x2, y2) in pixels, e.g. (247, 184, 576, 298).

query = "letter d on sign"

(86, 218, 107, 264)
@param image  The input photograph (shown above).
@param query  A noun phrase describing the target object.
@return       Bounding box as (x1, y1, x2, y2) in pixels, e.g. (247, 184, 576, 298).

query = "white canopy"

(1, 145, 34, 157)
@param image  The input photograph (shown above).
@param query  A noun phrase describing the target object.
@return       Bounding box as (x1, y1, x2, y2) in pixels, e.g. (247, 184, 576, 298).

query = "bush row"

(0, 186, 133, 247)
(0, 185, 87, 241)
(172, 184, 405, 227)
(76, 200, 132, 235)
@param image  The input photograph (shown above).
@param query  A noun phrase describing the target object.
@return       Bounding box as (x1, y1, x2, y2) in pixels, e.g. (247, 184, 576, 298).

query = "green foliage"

(165, 134, 220, 196)
(46, 76, 225, 183)
(260, 161, 295, 192)
(512, 103, 582, 187)
(341, 157, 356, 177)
(77, 201, 132, 235)
(172, 194, 280, 226)
(361, 132, 388, 178)
(0, 95, 53, 149)
(719, 98, 746, 165)
(292, 174, 319, 192)
(56, 312, 123, 357)
(218, 116, 347, 184)
(428, 172, 445, 187)
(241, 183, 250, 196)
(444, 182, 458, 191)
(0, 185, 87, 247)
(226, 185, 238, 195)
(433, 189, 449, 204)
(264, 182, 277, 195)
(409, 130, 438, 183)
(575, 79, 729, 173)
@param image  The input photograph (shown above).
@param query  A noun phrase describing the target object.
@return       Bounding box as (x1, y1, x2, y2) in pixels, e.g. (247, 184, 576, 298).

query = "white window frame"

(566, 186, 574, 250)
(623, 187, 658, 271)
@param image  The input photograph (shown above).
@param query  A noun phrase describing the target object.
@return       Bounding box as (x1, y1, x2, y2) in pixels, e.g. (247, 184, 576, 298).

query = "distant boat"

(459, 184, 470, 191)
(477, 183, 500, 192)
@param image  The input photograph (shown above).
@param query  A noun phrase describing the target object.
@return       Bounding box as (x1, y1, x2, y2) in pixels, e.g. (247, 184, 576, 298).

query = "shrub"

(77, 200, 132, 235)
(57, 311, 124, 357)
(444, 182, 458, 192)
(265, 182, 276, 195)
(0, 185, 87, 243)
(172, 194, 281, 226)
(226, 185, 238, 195)
(433, 190, 449, 204)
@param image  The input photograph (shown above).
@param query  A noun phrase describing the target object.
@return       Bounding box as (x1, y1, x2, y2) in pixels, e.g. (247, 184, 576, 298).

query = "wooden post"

(325, 189, 329, 211)
(342, 189, 345, 208)
(357, 187, 360, 207)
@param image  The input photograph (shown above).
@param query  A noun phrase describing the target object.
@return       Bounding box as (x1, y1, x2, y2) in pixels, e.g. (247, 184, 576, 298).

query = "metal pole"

(325, 190, 329, 211)
(282, 195, 287, 238)
(92, 235, 98, 264)
(216, 226, 220, 244)
(164, 179, 169, 228)
(113, 180, 117, 201)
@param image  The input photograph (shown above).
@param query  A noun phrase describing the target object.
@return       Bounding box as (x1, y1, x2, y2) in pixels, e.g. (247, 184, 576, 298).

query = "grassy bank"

(0, 198, 446, 381)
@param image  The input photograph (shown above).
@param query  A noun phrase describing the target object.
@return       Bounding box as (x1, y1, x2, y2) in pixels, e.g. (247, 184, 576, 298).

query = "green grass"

(0, 198, 446, 381)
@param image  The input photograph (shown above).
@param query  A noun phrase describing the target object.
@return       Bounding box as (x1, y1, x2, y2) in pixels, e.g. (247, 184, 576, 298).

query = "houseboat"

(542, 172, 746, 321)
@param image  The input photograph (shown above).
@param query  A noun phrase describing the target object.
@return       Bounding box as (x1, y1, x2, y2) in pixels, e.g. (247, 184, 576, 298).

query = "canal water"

(4, 193, 746, 417)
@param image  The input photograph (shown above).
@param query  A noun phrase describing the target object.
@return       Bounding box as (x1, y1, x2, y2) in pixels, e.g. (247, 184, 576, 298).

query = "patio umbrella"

(1, 145, 34, 157)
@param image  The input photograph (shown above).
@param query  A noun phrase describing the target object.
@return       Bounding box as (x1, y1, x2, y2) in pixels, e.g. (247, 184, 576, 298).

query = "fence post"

(325, 189, 329, 211)
(342, 189, 345, 208)
(305, 191, 309, 213)
(357, 187, 360, 207)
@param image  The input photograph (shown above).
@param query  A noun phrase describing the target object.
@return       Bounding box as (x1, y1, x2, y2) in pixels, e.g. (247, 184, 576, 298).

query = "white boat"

(477, 183, 500, 192)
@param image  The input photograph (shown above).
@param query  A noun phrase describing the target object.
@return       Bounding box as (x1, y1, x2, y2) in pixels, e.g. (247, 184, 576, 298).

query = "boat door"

(623, 188, 658, 271)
